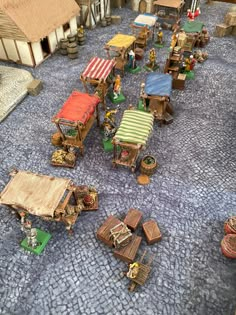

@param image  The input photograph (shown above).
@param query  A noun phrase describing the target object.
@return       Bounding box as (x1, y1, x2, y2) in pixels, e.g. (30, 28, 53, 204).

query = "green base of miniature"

(21, 228, 51, 255)
(125, 65, 142, 74)
(108, 92, 126, 104)
(143, 64, 159, 72)
(184, 70, 195, 80)
(137, 99, 146, 112)
(102, 138, 114, 152)
(154, 43, 164, 48)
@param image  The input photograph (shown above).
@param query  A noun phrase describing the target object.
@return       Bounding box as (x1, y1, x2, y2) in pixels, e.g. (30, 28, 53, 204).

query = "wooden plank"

(124, 208, 143, 231)
(113, 234, 142, 263)
(97, 215, 122, 247)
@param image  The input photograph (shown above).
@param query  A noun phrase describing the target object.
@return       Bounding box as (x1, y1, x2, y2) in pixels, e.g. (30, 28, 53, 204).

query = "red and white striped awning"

(82, 57, 116, 81)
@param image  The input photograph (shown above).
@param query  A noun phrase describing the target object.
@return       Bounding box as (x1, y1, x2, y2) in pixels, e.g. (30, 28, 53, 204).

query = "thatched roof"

(0, 0, 80, 42)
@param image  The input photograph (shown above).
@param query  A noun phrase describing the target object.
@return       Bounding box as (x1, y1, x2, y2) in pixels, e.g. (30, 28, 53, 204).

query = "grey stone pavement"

(0, 2, 236, 315)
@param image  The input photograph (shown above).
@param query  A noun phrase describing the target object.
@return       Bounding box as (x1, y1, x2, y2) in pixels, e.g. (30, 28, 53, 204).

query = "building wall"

(131, 0, 153, 13)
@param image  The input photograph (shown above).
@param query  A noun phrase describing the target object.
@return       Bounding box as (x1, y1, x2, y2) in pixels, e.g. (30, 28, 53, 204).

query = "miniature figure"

(145, 48, 158, 71)
(156, 27, 163, 46)
(102, 108, 119, 141)
(78, 25, 85, 36)
(113, 74, 121, 99)
(127, 262, 140, 279)
(187, 7, 200, 21)
(128, 50, 136, 69)
(185, 55, 196, 72)
(22, 219, 39, 249)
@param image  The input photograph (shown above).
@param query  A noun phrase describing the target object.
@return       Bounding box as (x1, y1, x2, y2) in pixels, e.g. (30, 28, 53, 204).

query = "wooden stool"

(142, 220, 162, 245)
(124, 208, 143, 231)
(113, 234, 142, 263)
(96, 215, 122, 247)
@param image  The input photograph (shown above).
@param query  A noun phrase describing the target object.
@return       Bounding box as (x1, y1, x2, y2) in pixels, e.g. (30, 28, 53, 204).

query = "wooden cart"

(51, 90, 100, 167)
(127, 250, 155, 291)
(80, 57, 116, 110)
(112, 109, 154, 172)
(104, 33, 136, 77)
(0, 170, 98, 232)
(139, 73, 174, 124)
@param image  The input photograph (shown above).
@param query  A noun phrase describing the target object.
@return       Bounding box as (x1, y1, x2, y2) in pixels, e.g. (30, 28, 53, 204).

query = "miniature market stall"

(139, 73, 174, 124)
(0, 170, 98, 233)
(80, 57, 116, 110)
(104, 34, 136, 76)
(131, 13, 159, 41)
(182, 21, 209, 51)
(112, 109, 154, 172)
(51, 91, 100, 167)
(153, 0, 185, 25)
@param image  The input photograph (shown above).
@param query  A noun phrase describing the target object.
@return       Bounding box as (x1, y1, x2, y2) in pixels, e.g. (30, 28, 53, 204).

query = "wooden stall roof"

(0, 171, 72, 217)
(183, 21, 205, 33)
(53, 91, 100, 125)
(153, 0, 184, 8)
(106, 34, 136, 49)
(81, 57, 116, 81)
(133, 14, 158, 27)
(0, 0, 80, 42)
(114, 110, 154, 146)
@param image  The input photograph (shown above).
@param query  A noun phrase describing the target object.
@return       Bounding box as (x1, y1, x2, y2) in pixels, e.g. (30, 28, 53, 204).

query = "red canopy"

(82, 57, 116, 80)
(54, 91, 100, 125)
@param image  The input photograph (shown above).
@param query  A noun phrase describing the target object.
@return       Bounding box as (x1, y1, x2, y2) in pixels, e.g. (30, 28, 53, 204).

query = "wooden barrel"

(101, 18, 107, 27)
(105, 15, 111, 26)
(67, 33, 77, 43)
(78, 33, 85, 46)
(51, 132, 62, 146)
(140, 155, 158, 176)
(67, 42, 78, 59)
(60, 38, 68, 55)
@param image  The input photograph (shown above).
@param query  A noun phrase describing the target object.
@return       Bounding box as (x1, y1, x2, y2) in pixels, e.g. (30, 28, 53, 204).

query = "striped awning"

(82, 57, 116, 80)
(114, 110, 154, 145)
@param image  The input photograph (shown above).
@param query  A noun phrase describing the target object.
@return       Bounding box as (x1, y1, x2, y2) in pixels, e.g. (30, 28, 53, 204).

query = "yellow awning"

(106, 34, 136, 49)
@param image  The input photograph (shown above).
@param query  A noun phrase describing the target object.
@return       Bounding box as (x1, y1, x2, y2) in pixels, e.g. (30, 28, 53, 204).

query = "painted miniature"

(21, 219, 39, 249)
(145, 48, 158, 71)
(184, 55, 196, 79)
(113, 75, 121, 99)
(187, 7, 200, 21)
(128, 50, 136, 69)
(102, 108, 118, 141)
(155, 27, 164, 47)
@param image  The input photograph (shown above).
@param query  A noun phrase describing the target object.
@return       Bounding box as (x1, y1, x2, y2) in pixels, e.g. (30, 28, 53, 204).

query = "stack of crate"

(215, 6, 236, 37)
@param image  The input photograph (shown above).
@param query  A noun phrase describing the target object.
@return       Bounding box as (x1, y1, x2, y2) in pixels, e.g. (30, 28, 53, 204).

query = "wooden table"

(80, 57, 116, 110)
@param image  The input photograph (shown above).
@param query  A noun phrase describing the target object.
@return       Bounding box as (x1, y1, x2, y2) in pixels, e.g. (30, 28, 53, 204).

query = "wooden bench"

(124, 208, 143, 231)
(142, 220, 162, 245)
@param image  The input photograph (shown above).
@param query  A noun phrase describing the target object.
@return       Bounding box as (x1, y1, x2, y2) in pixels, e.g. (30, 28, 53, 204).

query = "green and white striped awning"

(114, 110, 154, 145)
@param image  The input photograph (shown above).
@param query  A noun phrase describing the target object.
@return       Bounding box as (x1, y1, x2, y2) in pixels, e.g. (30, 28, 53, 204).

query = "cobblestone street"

(0, 2, 236, 315)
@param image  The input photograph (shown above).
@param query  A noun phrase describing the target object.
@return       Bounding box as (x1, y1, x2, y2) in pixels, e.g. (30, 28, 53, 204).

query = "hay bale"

(215, 23, 233, 37)
(224, 12, 236, 26)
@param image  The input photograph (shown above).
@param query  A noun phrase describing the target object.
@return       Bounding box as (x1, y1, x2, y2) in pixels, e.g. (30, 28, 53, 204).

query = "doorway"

(40, 37, 50, 57)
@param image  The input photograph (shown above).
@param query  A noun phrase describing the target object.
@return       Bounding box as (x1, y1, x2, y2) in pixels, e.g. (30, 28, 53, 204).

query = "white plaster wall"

(48, 31, 57, 52)
(16, 40, 34, 66)
(69, 16, 78, 34)
(132, 0, 153, 13)
(2, 38, 19, 62)
(0, 39, 7, 60)
(31, 41, 43, 65)
(56, 25, 64, 42)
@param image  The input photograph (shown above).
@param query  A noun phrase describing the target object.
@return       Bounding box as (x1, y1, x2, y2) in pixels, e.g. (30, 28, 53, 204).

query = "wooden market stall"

(153, 0, 185, 22)
(80, 57, 116, 109)
(51, 91, 100, 167)
(104, 33, 136, 76)
(112, 109, 154, 173)
(131, 13, 159, 41)
(0, 170, 98, 232)
(182, 21, 209, 50)
(140, 73, 174, 124)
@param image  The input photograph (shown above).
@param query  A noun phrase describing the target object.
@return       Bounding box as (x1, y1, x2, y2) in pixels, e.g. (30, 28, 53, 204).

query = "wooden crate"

(110, 222, 132, 248)
(27, 79, 43, 96)
(142, 220, 162, 245)
(124, 208, 143, 231)
(215, 24, 233, 37)
(224, 12, 236, 26)
(113, 234, 142, 263)
(111, 15, 121, 25)
(96, 215, 122, 247)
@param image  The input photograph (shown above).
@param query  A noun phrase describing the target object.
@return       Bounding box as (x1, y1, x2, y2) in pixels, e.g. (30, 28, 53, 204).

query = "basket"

(221, 234, 236, 259)
(224, 216, 236, 234)
(140, 155, 158, 176)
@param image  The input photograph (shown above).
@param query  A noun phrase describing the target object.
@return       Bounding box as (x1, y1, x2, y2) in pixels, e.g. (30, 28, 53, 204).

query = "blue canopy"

(145, 73, 172, 96)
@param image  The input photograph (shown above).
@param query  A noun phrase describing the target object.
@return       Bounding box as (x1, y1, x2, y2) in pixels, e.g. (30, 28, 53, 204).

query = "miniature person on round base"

(102, 108, 118, 141)
(127, 262, 140, 279)
(128, 50, 136, 69)
(155, 28, 164, 47)
(145, 48, 158, 71)
(113, 75, 121, 99)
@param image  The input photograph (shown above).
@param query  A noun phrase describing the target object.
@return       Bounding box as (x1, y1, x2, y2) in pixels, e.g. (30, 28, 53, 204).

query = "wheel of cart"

(126, 250, 155, 291)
